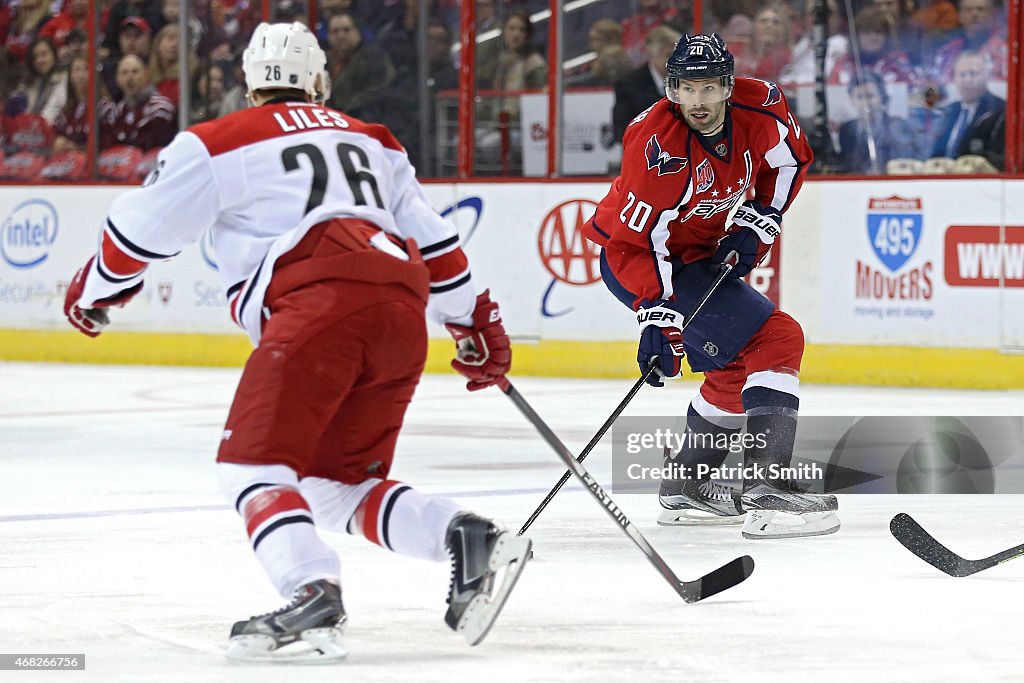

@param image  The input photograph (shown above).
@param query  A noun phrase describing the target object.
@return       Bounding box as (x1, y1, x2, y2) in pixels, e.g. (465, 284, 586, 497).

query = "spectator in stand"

(588, 19, 623, 56)
(101, 54, 176, 150)
(380, 21, 458, 172)
(101, 16, 154, 101)
(928, 0, 1007, 84)
(930, 50, 1004, 159)
(61, 28, 88, 65)
(188, 63, 226, 125)
(118, 16, 154, 61)
(907, 79, 947, 159)
(0, 50, 16, 109)
(217, 53, 247, 117)
(731, 4, 795, 82)
(475, 10, 548, 173)
(872, 0, 925, 65)
(149, 23, 194, 108)
(38, 0, 87, 53)
(958, 106, 1005, 170)
(475, 0, 500, 33)
(837, 71, 923, 174)
(18, 36, 67, 124)
(622, 0, 675, 64)
(100, 0, 163, 60)
(565, 19, 624, 85)
(326, 12, 394, 122)
(3, 0, 54, 65)
(779, 0, 849, 86)
(53, 55, 114, 154)
(476, 11, 548, 93)
(377, 0, 435, 80)
(705, 0, 760, 35)
(830, 7, 919, 86)
(570, 46, 636, 87)
(912, 0, 960, 55)
(158, 0, 199, 52)
(718, 13, 753, 52)
(612, 25, 680, 142)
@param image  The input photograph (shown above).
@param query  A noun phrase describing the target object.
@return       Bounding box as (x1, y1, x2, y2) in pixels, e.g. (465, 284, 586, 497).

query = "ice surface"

(1, 362, 1022, 682)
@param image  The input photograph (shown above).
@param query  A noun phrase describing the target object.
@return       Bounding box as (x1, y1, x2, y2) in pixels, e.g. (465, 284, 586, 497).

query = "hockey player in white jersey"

(63, 22, 531, 662)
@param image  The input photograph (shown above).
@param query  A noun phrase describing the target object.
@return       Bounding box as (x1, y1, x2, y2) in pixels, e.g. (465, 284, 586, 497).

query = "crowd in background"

(0, 0, 1013, 180)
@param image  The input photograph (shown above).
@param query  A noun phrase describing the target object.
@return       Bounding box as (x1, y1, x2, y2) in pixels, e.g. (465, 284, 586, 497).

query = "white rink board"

(1, 180, 1022, 348)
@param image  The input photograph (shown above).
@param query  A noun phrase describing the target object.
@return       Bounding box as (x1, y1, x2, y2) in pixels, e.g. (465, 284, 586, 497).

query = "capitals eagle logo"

(645, 134, 687, 176)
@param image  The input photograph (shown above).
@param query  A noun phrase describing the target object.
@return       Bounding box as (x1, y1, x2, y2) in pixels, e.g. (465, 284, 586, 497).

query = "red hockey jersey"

(584, 78, 812, 307)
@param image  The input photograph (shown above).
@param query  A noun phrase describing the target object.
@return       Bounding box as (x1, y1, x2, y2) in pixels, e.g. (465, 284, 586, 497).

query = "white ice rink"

(2, 362, 1023, 682)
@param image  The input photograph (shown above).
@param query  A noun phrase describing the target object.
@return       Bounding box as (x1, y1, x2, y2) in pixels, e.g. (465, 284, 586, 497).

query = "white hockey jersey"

(78, 100, 475, 345)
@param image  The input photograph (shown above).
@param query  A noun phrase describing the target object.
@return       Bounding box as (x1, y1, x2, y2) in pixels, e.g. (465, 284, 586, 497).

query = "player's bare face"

(684, 99, 727, 134)
(671, 78, 730, 134)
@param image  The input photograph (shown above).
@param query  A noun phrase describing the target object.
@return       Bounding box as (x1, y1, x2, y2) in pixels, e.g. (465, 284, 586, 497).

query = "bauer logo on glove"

(635, 299, 686, 387)
(715, 200, 781, 278)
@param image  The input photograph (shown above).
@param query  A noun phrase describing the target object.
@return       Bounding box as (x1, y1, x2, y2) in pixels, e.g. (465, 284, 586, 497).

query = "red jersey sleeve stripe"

(425, 248, 469, 283)
(99, 232, 147, 278)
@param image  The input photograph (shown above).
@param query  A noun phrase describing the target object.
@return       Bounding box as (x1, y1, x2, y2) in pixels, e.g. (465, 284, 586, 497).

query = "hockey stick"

(516, 360, 657, 535)
(890, 513, 1024, 577)
(517, 260, 735, 536)
(500, 378, 754, 602)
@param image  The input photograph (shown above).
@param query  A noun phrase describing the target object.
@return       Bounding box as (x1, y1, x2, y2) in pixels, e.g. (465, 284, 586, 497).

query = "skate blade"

(741, 510, 840, 540)
(225, 626, 347, 664)
(657, 509, 746, 526)
(456, 532, 532, 647)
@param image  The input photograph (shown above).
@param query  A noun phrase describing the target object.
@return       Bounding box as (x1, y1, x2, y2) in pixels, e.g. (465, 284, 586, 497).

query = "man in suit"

(931, 50, 1005, 159)
(612, 25, 680, 142)
(837, 71, 922, 174)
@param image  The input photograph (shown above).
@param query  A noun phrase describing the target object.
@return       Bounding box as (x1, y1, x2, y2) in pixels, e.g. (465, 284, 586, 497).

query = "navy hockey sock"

(660, 402, 742, 497)
(740, 385, 799, 491)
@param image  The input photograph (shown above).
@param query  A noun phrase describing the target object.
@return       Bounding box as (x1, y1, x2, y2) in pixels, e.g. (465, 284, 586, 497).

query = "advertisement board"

(816, 180, 1022, 348)
(2, 179, 1020, 353)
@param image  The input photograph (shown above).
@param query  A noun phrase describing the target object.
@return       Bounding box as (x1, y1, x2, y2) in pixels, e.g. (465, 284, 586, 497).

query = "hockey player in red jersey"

(584, 33, 839, 540)
(62, 22, 531, 662)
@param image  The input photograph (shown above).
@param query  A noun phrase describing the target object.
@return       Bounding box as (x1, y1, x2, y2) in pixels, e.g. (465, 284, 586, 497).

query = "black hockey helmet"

(664, 33, 735, 104)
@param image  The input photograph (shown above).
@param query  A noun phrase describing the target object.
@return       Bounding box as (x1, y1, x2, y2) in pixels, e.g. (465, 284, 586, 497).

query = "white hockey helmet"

(242, 22, 328, 102)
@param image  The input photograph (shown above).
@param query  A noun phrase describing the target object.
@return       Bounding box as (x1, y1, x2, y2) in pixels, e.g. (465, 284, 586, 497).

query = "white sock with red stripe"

(347, 479, 463, 562)
(218, 463, 340, 598)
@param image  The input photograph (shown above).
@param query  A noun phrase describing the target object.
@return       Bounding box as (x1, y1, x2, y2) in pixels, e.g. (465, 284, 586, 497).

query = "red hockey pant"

(217, 222, 429, 484)
(699, 308, 805, 414)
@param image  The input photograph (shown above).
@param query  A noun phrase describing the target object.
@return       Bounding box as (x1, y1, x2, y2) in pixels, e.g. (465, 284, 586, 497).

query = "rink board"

(1, 179, 1023, 387)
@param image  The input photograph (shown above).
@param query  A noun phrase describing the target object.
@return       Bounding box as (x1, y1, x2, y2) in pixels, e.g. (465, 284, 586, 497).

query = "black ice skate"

(658, 478, 746, 526)
(444, 512, 531, 646)
(740, 479, 840, 540)
(225, 579, 347, 663)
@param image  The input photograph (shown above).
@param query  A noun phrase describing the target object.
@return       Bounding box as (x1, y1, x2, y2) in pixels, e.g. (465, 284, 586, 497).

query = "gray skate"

(658, 478, 746, 526)
(225, 579, 347, 663)
(741, 479, 840, 539)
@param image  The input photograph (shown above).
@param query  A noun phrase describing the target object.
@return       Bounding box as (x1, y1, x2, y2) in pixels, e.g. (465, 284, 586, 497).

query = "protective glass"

(665, 77, 734, 106)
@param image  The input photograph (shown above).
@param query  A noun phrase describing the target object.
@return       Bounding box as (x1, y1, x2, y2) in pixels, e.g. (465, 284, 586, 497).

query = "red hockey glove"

(715, 200, 780, 277)
(64, 256, 143, 337)
(444, 290, 512, 392)
(636, 299, 686, 387)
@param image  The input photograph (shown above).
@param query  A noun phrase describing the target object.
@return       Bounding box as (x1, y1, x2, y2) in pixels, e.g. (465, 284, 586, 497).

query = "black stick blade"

(680, 555, 755, 603)
(889, 513, 973, 577)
